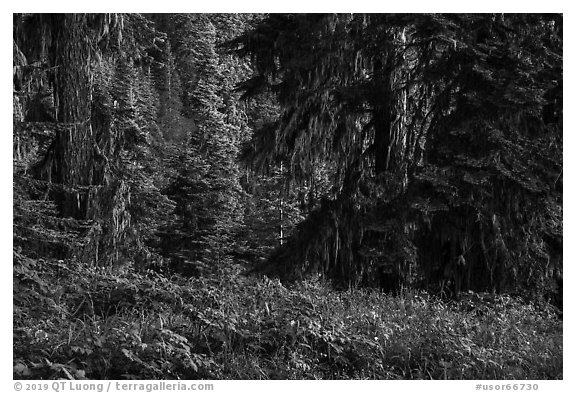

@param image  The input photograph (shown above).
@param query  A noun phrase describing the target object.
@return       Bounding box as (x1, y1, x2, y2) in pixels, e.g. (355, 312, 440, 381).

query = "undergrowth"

(13, 255, 562, 379)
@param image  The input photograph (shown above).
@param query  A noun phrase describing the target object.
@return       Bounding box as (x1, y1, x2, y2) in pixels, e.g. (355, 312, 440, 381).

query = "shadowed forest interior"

(13, 13, 562, 380)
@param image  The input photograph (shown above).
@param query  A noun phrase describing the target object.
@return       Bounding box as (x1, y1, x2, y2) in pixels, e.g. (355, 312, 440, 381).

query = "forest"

(13, 13, 562, 380)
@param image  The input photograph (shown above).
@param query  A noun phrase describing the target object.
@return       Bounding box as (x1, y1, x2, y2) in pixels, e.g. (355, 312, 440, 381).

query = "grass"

(13, 256, 562, 379)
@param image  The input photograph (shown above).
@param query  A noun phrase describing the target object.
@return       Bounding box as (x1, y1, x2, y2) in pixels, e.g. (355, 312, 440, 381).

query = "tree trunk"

(49, 14, 96, 219)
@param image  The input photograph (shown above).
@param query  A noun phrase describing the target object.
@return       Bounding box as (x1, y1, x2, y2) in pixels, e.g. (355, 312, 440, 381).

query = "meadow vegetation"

(14, 257, 562, 380)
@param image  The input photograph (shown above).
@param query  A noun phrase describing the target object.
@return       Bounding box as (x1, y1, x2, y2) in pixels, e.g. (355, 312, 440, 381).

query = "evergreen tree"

(13, 13, 177, 268)
(231, 13, 562, 299)
(159, 15, 245, 273)
(13, 13, 132, 266)
(406, 14, 563, 299)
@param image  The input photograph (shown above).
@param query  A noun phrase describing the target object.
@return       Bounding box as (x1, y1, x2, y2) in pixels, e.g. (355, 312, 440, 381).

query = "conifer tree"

(13, 14, 132, 266)
(231, 13, 562, 299)
(13, 13, 176, 267)
(159, 14, 245, 272)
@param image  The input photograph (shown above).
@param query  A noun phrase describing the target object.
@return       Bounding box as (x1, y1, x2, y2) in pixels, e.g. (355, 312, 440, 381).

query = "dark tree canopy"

(230, 13, 562, 300)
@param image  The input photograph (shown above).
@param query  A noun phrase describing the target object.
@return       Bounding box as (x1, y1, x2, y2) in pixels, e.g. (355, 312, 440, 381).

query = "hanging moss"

(233, 14, 562, 304)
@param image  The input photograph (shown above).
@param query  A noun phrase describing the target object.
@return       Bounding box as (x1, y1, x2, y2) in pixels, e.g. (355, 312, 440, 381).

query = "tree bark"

(49, 14, 96, 219)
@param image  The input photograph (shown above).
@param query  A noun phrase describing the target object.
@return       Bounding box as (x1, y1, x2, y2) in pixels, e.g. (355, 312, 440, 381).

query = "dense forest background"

(13, 13, 562, 380)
